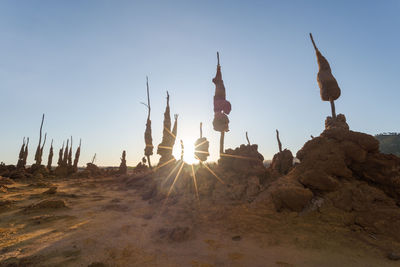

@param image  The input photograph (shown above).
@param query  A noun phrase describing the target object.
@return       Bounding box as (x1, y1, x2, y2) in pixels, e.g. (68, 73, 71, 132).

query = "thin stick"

(200, 122, 203, 138)
(246, 131, 250, 145)
(309, 33, 318, 51)
(276, 129, 282, 153)
(146, 76, 151, 119)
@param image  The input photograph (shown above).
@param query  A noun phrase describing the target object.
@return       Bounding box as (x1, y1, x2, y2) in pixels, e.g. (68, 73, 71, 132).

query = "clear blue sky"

(1, 0, 399, 166)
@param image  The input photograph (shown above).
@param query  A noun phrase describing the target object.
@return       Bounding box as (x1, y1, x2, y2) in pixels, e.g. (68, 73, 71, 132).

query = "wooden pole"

(220, 132, 225, 155)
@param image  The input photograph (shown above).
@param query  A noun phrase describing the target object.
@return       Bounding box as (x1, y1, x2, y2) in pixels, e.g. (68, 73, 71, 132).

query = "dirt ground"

(1, 175, 399, 267)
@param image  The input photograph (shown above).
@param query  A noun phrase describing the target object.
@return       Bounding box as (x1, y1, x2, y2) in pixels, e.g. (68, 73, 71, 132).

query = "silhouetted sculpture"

(310, 33, 341, 119)
(34, 114, 46, 165)
(22, 137, 29, 167)
(194, 122, 210, 162)
(73, 139, 81, 172)
(63, 139, 69, 167)
(143, 77, 153, 169)
(157, 91, 176, 165)
(57, 141, 64, 167)
(212, 52, 231, 154)
(67, 136, 73, 167)
(16, 137, 26, 169)
(119, 150, 127, 174)
(47, 139, 54, 170)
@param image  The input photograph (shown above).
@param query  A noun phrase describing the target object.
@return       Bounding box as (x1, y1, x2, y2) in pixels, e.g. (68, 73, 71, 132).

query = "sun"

(172, 138, 198, 164)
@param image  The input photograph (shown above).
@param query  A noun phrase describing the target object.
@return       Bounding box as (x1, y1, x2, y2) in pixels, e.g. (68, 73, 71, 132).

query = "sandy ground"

(1, 175, 399, 267)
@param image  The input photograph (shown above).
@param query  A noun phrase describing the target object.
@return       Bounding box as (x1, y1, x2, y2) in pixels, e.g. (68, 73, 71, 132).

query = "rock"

(232, 235, 241, 241)
(388, 252, 400, 261)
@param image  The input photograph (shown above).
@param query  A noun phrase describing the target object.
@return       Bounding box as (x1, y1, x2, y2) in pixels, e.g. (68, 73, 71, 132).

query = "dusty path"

(0, 176, 399, 266)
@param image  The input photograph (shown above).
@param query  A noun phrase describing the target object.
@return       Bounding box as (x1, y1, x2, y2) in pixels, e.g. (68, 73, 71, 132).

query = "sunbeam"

(166, 161, 185, 199)
(195, 155, 224, 184)
(191, 164, 199, 200)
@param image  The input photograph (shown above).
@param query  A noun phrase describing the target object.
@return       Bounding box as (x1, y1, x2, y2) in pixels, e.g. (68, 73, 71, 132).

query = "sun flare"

(172, 138, 198, 164)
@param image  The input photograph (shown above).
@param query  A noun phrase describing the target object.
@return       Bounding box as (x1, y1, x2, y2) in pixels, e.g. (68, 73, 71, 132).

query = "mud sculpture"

(22, 137, 29, 167)
(142, 77, 153, 169)
(73, 139, 81, 173)
(212, 52, 231, 155)
(63, 139, 69, 167)
(119, 150, 127, 174)
(16, 137, 26, 169)
(67, 136, 73, 167)
(47, 139, 54, 171)
(157, 91, 176, 165)
(269, 130, 294, 175)
(34, 114, 46, 165)
(194, 122, 210, 162)
(172, 114, 178, 145)
(57, 142, 64, 167)
(310, 33, 341, 119)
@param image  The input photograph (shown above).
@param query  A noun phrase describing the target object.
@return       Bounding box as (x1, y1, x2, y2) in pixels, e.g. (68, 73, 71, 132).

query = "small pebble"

(232, 235, 241, 241)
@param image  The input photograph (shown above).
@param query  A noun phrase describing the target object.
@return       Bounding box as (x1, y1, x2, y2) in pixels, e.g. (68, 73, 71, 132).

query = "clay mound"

(261, 114, 400, 241)
(219, 144, 265, 175)
(268, 149, 294, 176)
(128, 144, 268, 205)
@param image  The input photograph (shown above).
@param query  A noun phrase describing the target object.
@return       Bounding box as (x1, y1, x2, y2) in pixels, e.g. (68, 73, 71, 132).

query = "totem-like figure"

(73, 139, 81, 173)
(212, 52, 231, 154)
(143, 77, 153, 169)
(22, 137, 29, 167)
(310, 33, 341, 119)
(119, 150, 127, 174)
(194, 122, 209, 162)
(34, 114, 46, 165)
(157, 92, 179, 165)
(47, 139, 54, 170)
(63, 139, 69, 167)
(67, 136, 73, 167)
(16, 137, 26, 169)
(57, 141, 64, 167)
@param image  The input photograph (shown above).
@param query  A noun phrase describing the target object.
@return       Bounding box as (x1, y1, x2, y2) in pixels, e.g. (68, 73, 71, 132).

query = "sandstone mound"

(263, 114, 400, 240)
